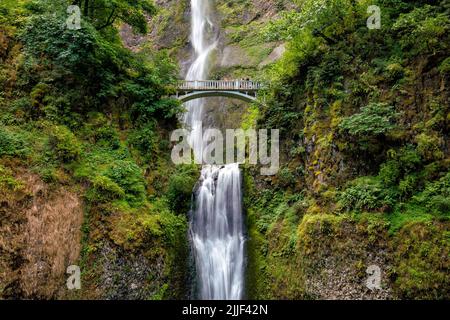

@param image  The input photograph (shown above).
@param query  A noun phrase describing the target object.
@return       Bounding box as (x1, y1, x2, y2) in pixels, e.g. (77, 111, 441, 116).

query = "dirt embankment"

(0, 168, 83, 299)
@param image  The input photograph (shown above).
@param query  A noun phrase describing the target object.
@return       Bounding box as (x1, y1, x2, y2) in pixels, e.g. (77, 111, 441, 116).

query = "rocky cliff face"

(2, 0, 447, 301)
(122, 0, 449, 300)
(241, 2, 449, 299)
(133, 0, 449, 299)
(122, 0, 289, 135)
(123, 0, 289, 73)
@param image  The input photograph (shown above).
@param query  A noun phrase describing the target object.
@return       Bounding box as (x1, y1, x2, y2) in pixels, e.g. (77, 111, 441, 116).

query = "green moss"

(85, 175, 125, 203)
(245, 207, 270, 299)
(150, 283, 169, 300)
(241, 104, 259, 130)
(46, 125, 82, 163)
(0, 164, 24, 193)
(415, 132, 445, 162)
(166, 164, 198, 213)
(438, 57, 450, 74)
(217, 0, 252, 27)
(244, 44, 274, 64)
(338, 102, 398, 137)
(0, 126, 30, 157)
(338, 176, 395, 212)
(392, 221, 450, 299)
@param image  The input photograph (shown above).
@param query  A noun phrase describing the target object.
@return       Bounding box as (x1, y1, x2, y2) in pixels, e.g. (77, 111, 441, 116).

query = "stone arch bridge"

(175, 80, 264, 104)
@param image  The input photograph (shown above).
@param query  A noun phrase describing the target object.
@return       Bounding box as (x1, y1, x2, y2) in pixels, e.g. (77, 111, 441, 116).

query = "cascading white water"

(191, 164, 245, 299)
(184, 0, 245, 300)
(183, 0, 217, 160)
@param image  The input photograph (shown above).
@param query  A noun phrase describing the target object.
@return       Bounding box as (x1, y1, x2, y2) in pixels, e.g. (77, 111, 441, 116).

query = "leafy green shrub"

(47, 125, 82, 162)
(159, 208, 188, 247)
(339, 103, 398, 136)
(30, 83, 50, 118)
(1, 98, 31, 125)
(41, 95, 81, 127)
(0, 126, 29, 157)
(85, 175, 125, 204)
(82, 112, 120, 149)
(379, 160, 401, 186)
(398, 174, 418, 198)
(396, 146, 422, 171)
(430, 195, 450, 216)
(272, 29, 320, 81)
(90, 126, 120, 150)
(278, 167, 296, 187)
(130, 96, 182, 123)
(379, 145, 424, 197)
(385, 62, 406, 81)
(415, 132, 444, 161)
(262, 10, 303, 41)
(393, 5, 449, 56)
(166, 165, 198, 213)
(106, 160, 146, 205)
(21, 13, 97, 77)
(339, 177, 395, 211)
(127, 122, 158, 160)
(413, 172, 450, 216)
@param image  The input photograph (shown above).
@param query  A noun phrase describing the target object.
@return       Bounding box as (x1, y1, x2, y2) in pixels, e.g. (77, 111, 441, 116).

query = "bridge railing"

(177, 80, 263, 91)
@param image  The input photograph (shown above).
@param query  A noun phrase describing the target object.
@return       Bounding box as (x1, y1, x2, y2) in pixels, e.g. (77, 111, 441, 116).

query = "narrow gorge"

(0, 0, 448, 301)
(184, 0, 245, 299)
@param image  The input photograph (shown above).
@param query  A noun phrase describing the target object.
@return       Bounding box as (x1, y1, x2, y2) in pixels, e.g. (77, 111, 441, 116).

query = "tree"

(27, 0, 156, 33)
(74, 0, 156, 33)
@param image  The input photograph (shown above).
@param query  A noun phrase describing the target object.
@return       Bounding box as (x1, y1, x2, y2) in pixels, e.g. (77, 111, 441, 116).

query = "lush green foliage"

(1, 0, 449, 300)
(392, 5, 449, 56)
(46, 125, 82, 162)
(0, 0, 188, 299)
(245, 0, 450, 299)
(339, 177, 395, 211)
(25, 0, 156, 33)
(413, 172, 450, 216)
(3, 0, 180, 128)
(166, 165, 198, 213)
(339, 103, 398, 136)
(0, 127, 30, 157)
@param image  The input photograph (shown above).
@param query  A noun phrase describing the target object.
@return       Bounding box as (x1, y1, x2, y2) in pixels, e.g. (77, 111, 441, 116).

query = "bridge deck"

(177, 80, 263, 92)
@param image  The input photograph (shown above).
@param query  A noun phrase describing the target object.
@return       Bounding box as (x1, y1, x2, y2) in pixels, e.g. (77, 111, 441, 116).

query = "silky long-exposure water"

(184, 0, 245, 300)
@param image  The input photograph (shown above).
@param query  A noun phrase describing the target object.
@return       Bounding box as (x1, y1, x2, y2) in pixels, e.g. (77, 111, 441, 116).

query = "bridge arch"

(178, 90, 257, 104)
(175, 80, 265, 105)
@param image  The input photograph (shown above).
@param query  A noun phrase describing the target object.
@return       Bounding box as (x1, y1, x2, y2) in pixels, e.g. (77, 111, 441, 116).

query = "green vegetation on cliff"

(0, 0, 196, 299)
(1, 0, 449, 301)
(243, 0, 449, 299)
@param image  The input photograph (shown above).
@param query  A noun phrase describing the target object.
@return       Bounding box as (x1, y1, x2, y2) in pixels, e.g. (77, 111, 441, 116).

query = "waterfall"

(183, 0, 217, 160)
(191, 164, 245, 299)
(184, 0, 245, 300)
